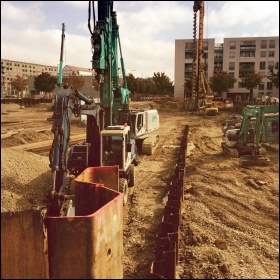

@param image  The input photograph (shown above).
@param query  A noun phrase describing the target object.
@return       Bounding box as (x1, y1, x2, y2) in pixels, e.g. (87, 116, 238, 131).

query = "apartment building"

(1, 59, 97, 97)
(174, 36, 279, 101)
(1, 59, 57, 96)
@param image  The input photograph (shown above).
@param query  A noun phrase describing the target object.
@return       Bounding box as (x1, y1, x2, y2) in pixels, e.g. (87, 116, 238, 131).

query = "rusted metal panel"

(150, 124, 188, 279)
(47, 168, 123, 279)
(1, 209, 49, 279)
(151, 237, 176, 279)
(74, 165, 119, 192)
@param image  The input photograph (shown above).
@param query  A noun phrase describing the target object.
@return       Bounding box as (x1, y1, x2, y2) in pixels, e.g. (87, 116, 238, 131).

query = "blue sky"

(1, 1, 279, 81)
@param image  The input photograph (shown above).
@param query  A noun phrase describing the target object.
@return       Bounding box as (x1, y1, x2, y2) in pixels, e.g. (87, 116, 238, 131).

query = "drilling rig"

(190, 1, 218, 116)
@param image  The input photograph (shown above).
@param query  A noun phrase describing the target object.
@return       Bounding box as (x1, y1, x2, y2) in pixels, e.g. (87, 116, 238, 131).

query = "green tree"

(10, 75, 28, 97)
(152, 72, 173, 96)
(34, 72, 57, 94)
(64, 76, 85, 90)
(240, 70, 264, 101)
(267, 62, 279, 89)
(209, 71, 236, 97)
(126, 73, 137, 93)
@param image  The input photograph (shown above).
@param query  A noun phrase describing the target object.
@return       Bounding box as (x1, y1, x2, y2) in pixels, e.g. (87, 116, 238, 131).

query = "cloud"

(1, 1, 279, 82)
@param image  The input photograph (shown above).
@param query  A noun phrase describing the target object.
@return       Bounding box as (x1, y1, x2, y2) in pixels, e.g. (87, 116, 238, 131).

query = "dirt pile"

(1, 148, 52, 212)
(1, 131, 54, 148)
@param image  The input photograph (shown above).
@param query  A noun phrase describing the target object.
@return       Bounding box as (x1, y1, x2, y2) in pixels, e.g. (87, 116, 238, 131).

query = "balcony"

(240, 45, 256, 51)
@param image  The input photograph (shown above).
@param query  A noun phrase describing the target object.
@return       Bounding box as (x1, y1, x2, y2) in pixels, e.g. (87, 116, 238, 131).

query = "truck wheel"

(119, 178, 128, 205)
(128, 164, 135, 187)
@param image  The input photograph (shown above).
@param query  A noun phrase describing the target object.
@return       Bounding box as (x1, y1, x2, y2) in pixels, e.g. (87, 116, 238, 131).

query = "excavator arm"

(49, 85, 98, 194)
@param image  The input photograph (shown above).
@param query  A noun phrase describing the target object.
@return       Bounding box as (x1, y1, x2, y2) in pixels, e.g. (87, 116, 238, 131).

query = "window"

(240, 52, 255, 58)
(259, 62, 266, 70)
(260, 51, 266, 57)
(258, 83, 264, 90)
(230, 41, 236, 50)
(203, 41, 208, 50)
(229, 52, 235, 58)
(229, 72, 235, 76)
(261, 40, 267, 49)
(185, 63, 192, 71)
(267, 82, 273, 90)
(185, 42, 193, 50)
(185, 52, 193, 59)
(268, 51, 275, 57)
(269, 40, 275, 48)
(229, 62, 235, 70)
(268, 61, 274, 69)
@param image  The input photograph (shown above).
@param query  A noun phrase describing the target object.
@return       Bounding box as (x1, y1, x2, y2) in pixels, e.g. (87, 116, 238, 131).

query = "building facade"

(1, 59, 97, 98)
(174, 36, 279, 100)
(1, 59, 58, 97)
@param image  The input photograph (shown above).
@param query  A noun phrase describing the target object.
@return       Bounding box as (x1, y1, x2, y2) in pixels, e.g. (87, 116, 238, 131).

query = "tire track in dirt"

(179, 116, 279, 279)
(123, 113, 188, 279)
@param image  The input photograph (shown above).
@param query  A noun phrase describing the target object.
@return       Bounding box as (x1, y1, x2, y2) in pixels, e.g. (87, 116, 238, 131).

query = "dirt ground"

(1, 101, 279, 279)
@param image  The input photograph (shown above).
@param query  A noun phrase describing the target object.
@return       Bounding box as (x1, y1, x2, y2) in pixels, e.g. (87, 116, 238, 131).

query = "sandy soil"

(1, 101, 279, 279)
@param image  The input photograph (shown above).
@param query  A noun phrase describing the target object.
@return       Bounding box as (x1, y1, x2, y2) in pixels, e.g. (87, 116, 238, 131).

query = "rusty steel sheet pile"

(150, 125, 189, 279)
(1, 209, 49, 279)
(1, 166, 123, 279)
(47, 166, 123, 279)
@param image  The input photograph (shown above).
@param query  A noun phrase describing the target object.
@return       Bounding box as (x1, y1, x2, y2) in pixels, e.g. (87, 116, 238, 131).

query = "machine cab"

(100, 125, 137, 172)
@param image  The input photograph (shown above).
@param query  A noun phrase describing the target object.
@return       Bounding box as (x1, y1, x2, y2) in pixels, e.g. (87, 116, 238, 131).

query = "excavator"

(2, 2, 160, 278)
(48, 1, 160, 215)
(189, 1, 218, 116)
(221, 105, 279, 165)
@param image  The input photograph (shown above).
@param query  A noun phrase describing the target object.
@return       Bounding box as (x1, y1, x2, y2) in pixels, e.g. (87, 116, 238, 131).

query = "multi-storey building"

(174, 36, 279, 101)
(1, 59, 97, 97)
(1, 59, 57, 96)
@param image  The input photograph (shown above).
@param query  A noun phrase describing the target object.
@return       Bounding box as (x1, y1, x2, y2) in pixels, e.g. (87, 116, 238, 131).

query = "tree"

(34, 72, 57, 94)
(10, 75, 28, 97)
(126, 73, 137, 93)
(267, 62, 279, 89)
(152, 72, 174, 96)
(240, 70, 264, 101)
(64, 75, 85, 90)
(209, 71, 236, 97)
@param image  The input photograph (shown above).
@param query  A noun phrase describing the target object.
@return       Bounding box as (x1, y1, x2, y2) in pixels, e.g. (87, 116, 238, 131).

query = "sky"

(1, 1, 279, 81)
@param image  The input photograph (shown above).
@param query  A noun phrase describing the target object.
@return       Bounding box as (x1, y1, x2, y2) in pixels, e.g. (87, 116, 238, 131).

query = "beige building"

(1, 59, 97, 98)
(174, 36, 279, 100)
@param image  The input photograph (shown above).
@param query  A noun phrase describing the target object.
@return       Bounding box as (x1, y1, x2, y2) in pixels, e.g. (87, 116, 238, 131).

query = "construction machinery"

(48, 1, 160, 214)
(190, 1, 218, 116)
(3, 3, 151, 278)
(47, 23, 65, 121)
(212, 97, 234, 110)
(221, 105, 279, 165)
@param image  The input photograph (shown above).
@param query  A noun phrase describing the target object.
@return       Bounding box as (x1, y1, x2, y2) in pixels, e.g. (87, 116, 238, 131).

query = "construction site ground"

(1, 101, 279, 279)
